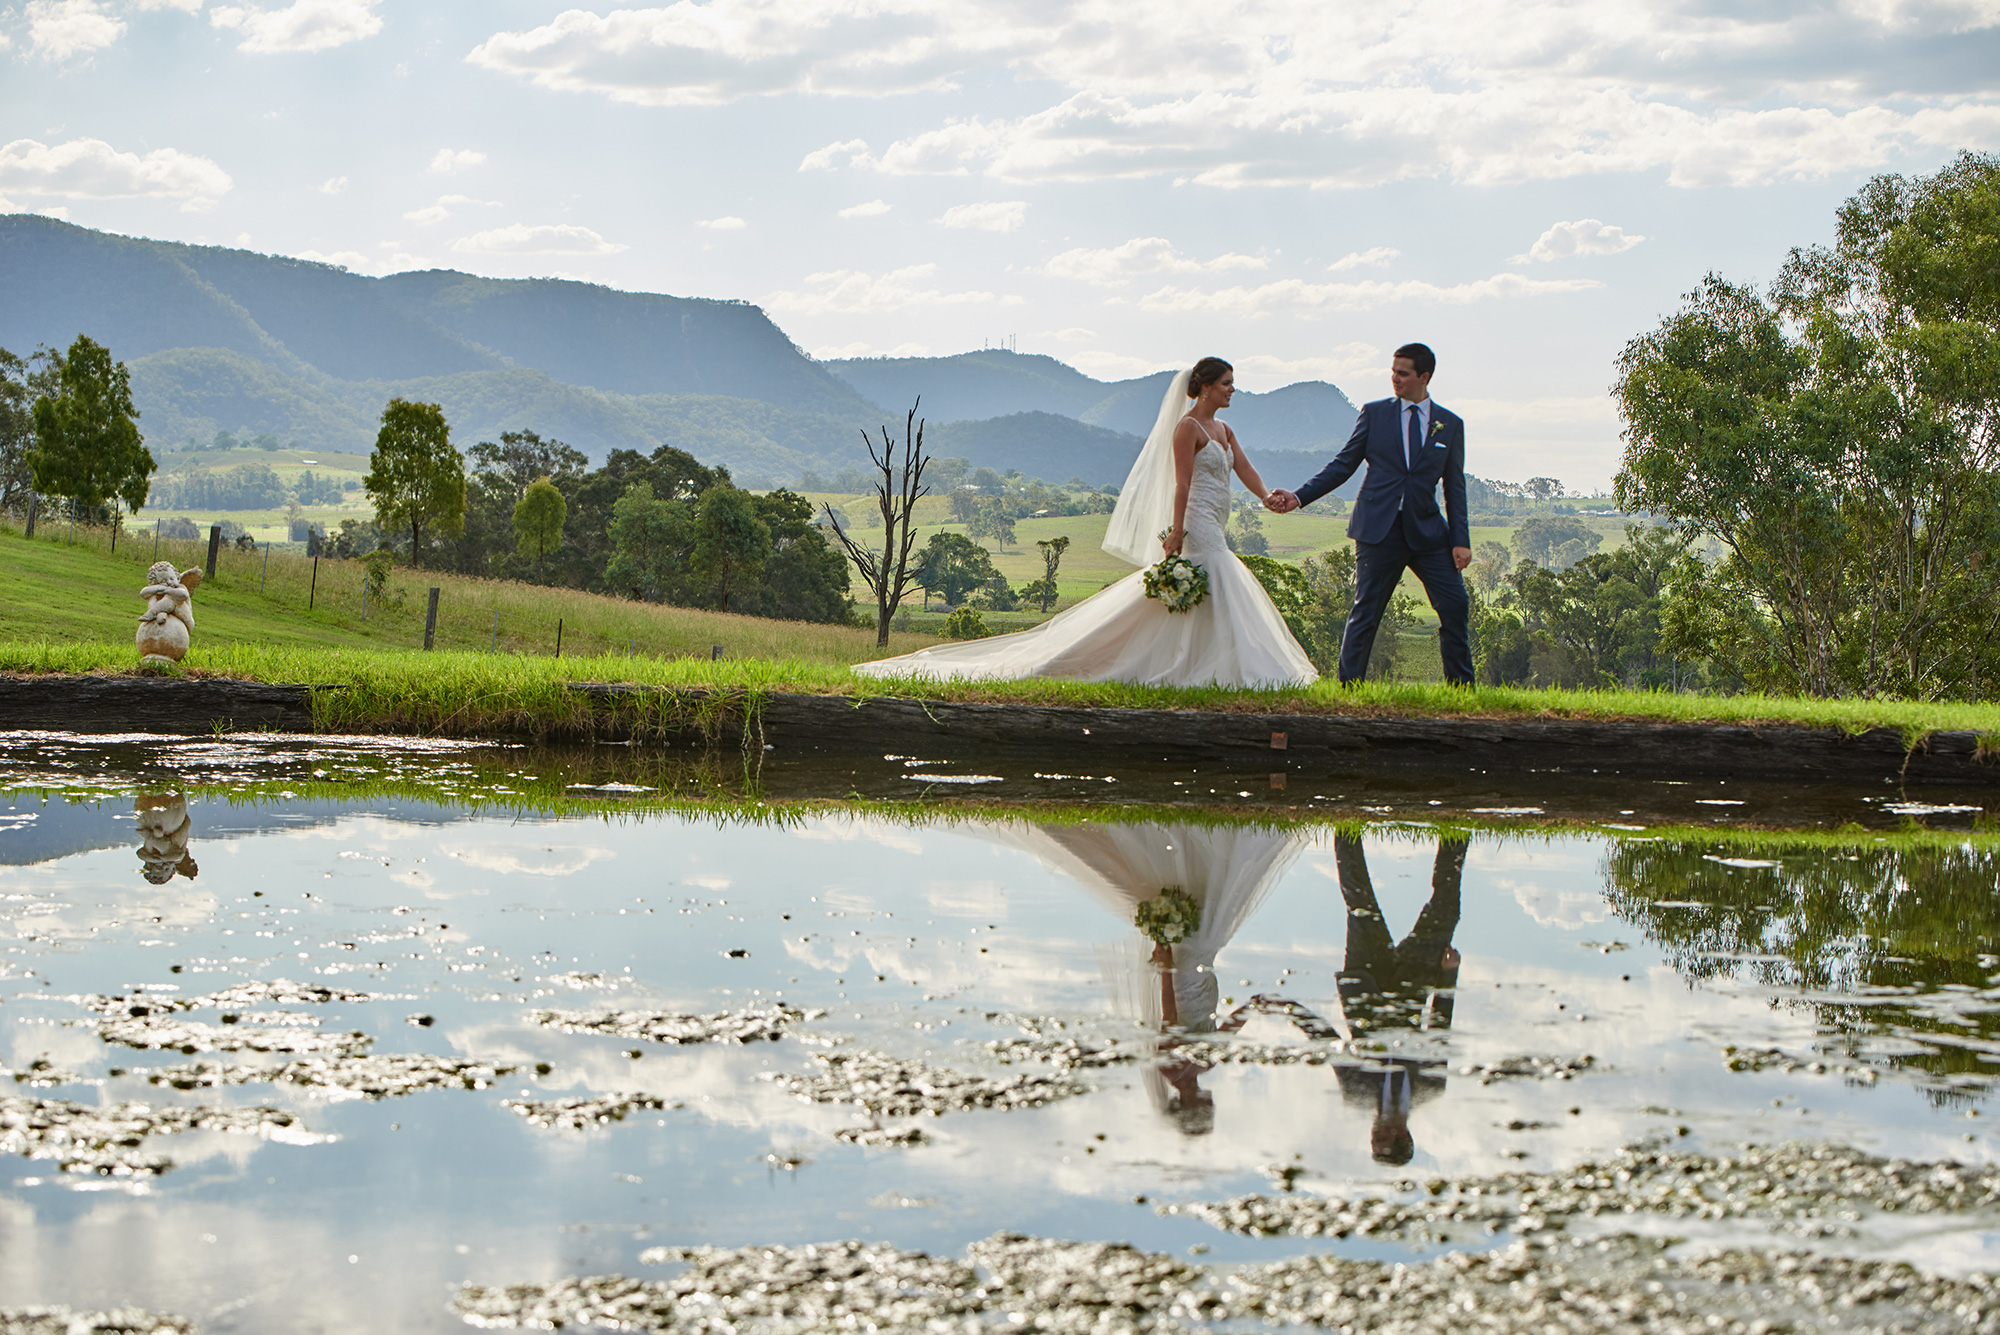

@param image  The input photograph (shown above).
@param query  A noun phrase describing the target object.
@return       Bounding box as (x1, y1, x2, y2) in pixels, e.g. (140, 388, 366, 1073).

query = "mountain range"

(1, 216, 1360, 489)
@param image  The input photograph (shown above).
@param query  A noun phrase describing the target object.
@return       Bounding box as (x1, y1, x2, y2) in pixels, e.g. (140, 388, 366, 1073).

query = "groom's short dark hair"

(1395, 343, 1436, 377)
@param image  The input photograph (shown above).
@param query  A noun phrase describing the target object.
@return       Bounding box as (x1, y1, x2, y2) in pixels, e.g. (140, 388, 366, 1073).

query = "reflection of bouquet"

(1135, 886, 1202, 945)
(1143, 554, 1209, 613)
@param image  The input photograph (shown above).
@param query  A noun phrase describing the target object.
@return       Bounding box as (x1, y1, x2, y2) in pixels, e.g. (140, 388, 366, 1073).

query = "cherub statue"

(135, 792, 198, 884)
(137, 561, 204, 666)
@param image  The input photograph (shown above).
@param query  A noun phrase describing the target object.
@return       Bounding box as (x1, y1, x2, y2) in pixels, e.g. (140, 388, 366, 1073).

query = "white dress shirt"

(1396, 395, 1434, 512)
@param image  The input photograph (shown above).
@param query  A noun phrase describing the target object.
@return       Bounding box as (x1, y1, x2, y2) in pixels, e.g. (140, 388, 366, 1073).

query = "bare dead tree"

(824, 400, 930, 647)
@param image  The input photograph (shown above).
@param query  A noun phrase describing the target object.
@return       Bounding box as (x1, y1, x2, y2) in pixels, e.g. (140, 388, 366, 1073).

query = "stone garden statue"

(135, 792, 198, 884)
(137, 561, 203, 666)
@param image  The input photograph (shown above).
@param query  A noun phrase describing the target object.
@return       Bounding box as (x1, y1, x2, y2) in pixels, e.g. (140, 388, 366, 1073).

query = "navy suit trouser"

(1339, 524, 1474, 684)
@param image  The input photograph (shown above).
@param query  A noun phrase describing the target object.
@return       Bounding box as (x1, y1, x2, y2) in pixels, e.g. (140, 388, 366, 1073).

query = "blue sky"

(5, 0, 1998, 489)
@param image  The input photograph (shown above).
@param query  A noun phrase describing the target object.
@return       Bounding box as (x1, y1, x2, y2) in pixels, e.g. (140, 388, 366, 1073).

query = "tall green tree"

(749, 489, 853, 624)
(968, 500, 1016, 551)
(364, 398, 465, 566)
(913, 530, 1003, 607)
(28, 335, 154, 520)
(604, 481, 693, 602)
(691, 484, 771, 613)
(513, 476, 567, 574)
(0, 347, 59, 512)
(1616, 152, 2000, 699)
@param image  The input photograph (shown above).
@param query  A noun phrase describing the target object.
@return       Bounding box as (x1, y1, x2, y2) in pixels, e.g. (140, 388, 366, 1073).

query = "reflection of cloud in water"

(441, 842, 614, 878)
(1503, 876, 1610, 928)
(924, 880, 1007, 918)
(792, 817, 925, 856)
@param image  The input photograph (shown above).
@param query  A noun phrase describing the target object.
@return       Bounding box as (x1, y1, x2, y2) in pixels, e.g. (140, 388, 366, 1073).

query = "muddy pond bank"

(3, 674, 1997, 790)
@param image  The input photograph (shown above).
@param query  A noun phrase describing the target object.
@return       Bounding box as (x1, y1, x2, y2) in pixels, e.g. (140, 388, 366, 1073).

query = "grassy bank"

(7, 512, 1999, 741)
(0, 512, 937, 662)
(7, 638, 2000, 742)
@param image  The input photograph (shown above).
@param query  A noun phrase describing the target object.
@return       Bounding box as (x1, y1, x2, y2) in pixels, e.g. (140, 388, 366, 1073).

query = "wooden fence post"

(424, 587, 440, 650)
(205, 525, 221, 580)
(555, 618, 563, 658)
(22, 495, 36, 540)
(309, 557, 319, 611)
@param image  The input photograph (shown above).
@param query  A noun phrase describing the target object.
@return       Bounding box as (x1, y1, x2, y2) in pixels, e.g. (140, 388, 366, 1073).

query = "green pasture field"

(0, 516, 937, 663)
(4, 519, 1999, 744)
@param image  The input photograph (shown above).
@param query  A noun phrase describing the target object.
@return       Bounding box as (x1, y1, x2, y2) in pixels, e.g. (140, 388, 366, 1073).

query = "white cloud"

(935, 200, 1025, 231)
(837, 198, 892, 217)
(132, 0, 204, 11)
(1137, 271, 1602, 317)
(1328, 247, 1398, 271)
(697, 214, 748, 230)
(209, 0, 380, 53)
(38, 205, 70, 220)
(576, 0, 2000, 191)
(0, 137, 232, 209)
(428, 148, 486, 175)
(451, 222, 626, 255)
(318, 175, 348, 194)
(466, 0, 1036, 107)
(800, 138, 871, 172)
(1510, 218, 1647, 264)
(403, 193, 500, 225)
(1047, 326, 1095, 342)
(1233, 345, 1381, 387)
(1042, 236, 1265, 285)
(767, 263, 1018, 317)
(26, 0, 125, 61)
(292, 247, 370, 270)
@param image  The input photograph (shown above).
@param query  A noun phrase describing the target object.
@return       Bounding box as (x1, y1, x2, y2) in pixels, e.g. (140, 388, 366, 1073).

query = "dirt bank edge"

(2, 675, 1992, 787)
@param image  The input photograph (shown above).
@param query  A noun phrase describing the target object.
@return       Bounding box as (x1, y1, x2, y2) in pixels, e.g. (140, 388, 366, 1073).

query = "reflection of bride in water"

(1000, 821, 1468, 1158)
(994, 821, 1307, 1134)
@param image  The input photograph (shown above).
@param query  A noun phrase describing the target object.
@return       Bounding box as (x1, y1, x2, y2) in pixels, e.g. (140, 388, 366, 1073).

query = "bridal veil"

(1101, 369, 1193, 568)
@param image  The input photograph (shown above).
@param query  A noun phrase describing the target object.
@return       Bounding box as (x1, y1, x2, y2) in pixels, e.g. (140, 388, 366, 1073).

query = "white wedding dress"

(854, 374, 1316, 689)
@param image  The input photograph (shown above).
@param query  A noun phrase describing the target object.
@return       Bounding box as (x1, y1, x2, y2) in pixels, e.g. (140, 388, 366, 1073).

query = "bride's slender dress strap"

(1182, 414, 1231, 460)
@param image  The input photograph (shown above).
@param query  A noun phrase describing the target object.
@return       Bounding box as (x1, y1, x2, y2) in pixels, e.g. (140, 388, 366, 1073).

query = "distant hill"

(824, 350, 1358, 453)
(3, 217, 1360, 489)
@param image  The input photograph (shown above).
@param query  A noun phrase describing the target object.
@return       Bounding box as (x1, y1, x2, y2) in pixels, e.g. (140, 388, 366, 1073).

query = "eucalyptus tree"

(1615, 152, 2000, 698)
(364, 398, 464, 566)
(28, 335, 154, 526)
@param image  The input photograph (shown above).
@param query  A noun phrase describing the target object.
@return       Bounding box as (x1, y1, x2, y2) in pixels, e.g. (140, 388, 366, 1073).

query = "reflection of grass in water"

(8, 637, 2000, 740)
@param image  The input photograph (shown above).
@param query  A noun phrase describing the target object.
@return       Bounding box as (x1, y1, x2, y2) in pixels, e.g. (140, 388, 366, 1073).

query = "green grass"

(10, 515, 2000, 741)
(0, 515, 938, 662)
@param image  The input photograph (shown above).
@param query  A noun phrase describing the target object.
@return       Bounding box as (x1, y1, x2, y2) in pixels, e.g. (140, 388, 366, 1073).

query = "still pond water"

(2, 733, 1998, 1333)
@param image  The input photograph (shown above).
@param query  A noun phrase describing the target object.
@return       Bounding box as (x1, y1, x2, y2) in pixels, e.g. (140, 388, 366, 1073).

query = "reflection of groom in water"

(1332, 832, 1466, 1165)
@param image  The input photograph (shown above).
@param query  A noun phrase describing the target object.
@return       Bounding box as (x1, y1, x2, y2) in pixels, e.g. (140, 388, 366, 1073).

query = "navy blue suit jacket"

(1294, 398, 1468, 551)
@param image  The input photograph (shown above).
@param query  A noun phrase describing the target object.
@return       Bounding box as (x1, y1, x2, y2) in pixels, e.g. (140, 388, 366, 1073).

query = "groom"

(1266, 343, 1473, 685)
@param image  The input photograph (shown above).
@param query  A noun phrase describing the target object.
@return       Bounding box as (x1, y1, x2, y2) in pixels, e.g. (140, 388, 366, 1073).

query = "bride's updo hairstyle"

(1187, 357, 1233, 398)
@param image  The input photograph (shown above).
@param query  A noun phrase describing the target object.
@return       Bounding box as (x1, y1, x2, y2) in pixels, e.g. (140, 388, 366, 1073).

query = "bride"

(854, 357, 1317, 689)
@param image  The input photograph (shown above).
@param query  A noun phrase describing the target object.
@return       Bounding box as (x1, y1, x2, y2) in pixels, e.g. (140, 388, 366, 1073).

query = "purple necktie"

(1406, 404, 1422, 471)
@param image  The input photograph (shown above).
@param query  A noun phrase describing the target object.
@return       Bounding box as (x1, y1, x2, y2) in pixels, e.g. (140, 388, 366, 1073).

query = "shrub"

(943, 606, 991, 640)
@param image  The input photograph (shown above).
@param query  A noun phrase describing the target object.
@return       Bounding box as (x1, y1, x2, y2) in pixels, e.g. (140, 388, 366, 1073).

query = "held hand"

(1452, 546, 1472, 571)
(1162, 528, 1184, 557)
(1265, 489, 1300, 514)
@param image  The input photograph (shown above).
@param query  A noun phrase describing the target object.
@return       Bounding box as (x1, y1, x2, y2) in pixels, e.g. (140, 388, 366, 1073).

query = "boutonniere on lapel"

(1427, 418, 1446, 447)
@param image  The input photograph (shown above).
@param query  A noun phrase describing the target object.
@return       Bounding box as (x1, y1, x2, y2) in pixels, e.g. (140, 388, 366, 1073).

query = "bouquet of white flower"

(1134, 886, 1202, 944)
(1143, 553, 1209, 613)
